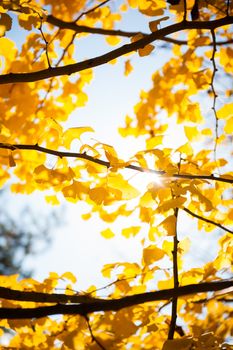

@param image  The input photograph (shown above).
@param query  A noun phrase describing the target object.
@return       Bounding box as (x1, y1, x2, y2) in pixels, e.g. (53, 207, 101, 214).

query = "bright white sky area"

(4, 6, 221, 292)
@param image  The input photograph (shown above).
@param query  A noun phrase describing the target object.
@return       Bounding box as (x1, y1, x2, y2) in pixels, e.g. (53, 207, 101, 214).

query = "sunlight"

(129, 169, 163, 193)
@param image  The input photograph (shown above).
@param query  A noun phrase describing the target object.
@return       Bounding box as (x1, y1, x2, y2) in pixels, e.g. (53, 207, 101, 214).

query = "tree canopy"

(0, 0, 233, 349)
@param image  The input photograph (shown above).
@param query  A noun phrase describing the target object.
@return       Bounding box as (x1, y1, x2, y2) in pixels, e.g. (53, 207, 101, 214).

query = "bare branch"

(183, 207, 233, 234)
(168, 158, 181, 340)
(47, 15, 233, 46)
(168, 207, 179, 339)
(210, 29, 219, 168)
(0, 280, 232, 319)
(38, 18, 51, 68)
(1, 16, 233, 84)
(183, 0, 187, 21)
(226, 0, 230, 16)
(0, 142, 233, 184)
(85, 315, 107, 350)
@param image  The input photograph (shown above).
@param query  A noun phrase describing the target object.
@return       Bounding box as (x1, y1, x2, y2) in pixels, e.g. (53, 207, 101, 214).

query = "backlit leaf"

(121, 226, 140, 238)
(142, 245, 165, 265)
(159, 215, 176, 236)
(101, 228, 115, 239)
(184, 125, 200, 141)
(63, 127, 94, 149)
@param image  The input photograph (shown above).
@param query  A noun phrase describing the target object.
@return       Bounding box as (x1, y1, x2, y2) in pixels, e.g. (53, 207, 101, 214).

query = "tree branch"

(0, 286, 100, 304)
(0, 280, 232, 319)
(1, 16, 233, 84)
(85, 315, 107, 350)
(46, 15, 233, 46)
(46, 14, 141, 37)
(0, 142, 233, 184)
(183, 208, 233, 234)
(168, 207, 179, 339)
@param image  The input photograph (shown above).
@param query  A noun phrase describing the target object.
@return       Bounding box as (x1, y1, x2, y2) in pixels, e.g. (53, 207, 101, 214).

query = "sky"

(3, 5, 221, 292)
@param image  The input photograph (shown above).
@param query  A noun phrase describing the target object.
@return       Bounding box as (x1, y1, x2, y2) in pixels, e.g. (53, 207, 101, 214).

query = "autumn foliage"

(0, 0, 233, 349)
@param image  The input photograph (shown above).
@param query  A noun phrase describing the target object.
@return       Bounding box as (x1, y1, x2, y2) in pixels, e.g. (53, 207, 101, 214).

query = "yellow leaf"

(178, 237, 191, 255)
(101, 228, 115, 239)
(101, 263, 117, 278)
(184, 125, 200, 141)
(146, 135, 163, 149)
(108, 173, 140, 200)
(159, 215, 176, 236)
(176, 142, 193, 156)
(142, 245, 165, 265)
(162, 240, 173, 259)
(217, 103, 233, 119)
(100, 143, 118, 164)
(18, 13, 40, 30)
(224, 116, 233, 133)
(62, 181, 87, 202)
(124, 59, 133, 76)
(106, 36, 121, 46)
(45, 195, 60, 205)
(61, 272, 77, 283)
(201, 128, 212, 136)
(79, 144, 100, 158)
(139, 44, 155, 57)
(0, 38, 17, 62)
(122, 226, 140, 238)
(109, 58, 118, 64)
(148, 226, 160, 241)
(63, 127, 94, 149)
(89, 187, 109, 205)
(158, 276, 173, 290)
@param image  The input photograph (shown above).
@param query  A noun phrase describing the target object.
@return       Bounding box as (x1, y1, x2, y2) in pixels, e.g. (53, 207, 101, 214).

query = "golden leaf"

(101, 228, 115, 239)
(142, 245, 165, 265)
(149, 16, 169, 32)
(124, 59, 133, 76)
(138, 44, 155, 57)
(159, 215, 176, 236)
(63, 127, 94, 149)
(121, 226, 140, 238)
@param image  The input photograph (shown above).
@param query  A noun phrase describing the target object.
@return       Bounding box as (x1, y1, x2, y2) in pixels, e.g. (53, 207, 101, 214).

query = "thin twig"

(183, 207, 233, 234)
(205, 0, 227, 15)
(75, 0, 111, 22)
(38, 17, 51, 68)
(226, 0, 230, 16)
(183, 0, 187, 21)
(0, 142, 232, 184)
(35, 32, 77, 115)
(85, 315, 107, 350)
(210, 29, 219, 169)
